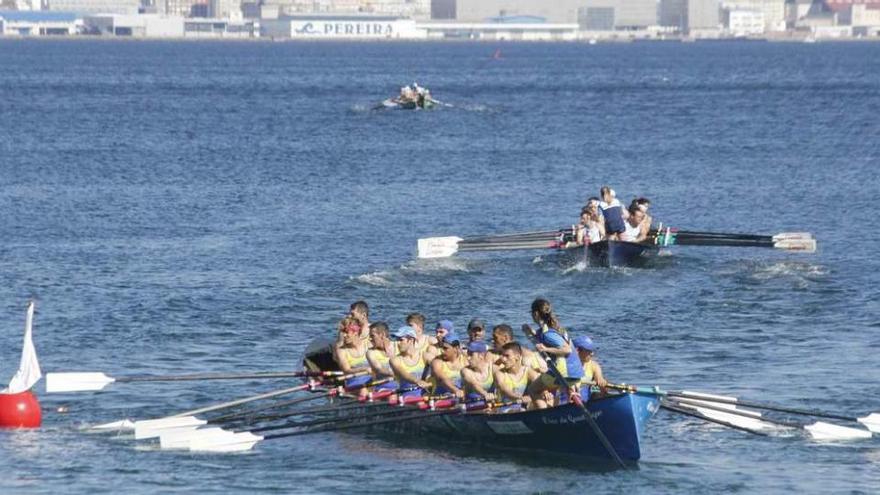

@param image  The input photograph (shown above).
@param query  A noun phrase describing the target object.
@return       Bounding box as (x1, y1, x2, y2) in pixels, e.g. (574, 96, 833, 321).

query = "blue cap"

(467, 341, 489, 353)
(572, 336, 596, 352)
(436, 320, 454, 332)
(439, 330, 461, 346)
(392, 326, 418, 340)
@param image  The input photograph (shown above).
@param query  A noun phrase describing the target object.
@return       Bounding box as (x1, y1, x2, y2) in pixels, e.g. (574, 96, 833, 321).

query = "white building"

(420, 20, 579, 40)
(84, 14, 184, 35)
(261, 14, 422, 38)
(726, 9, 764, 34)
(721, 0, 784, 31)
(578, 0, 658, 29)
(47, 0, 138, 14)
(0, 11, 82, 34)
(688, 0, 720, 30)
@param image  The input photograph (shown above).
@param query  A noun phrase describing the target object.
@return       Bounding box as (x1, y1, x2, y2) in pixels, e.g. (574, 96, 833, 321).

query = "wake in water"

(348, 257, 479, 288)
(719, 259, 828, 289)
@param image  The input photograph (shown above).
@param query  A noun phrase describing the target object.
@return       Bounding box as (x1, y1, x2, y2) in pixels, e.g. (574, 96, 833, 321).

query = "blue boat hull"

(304, 339, 659, 463)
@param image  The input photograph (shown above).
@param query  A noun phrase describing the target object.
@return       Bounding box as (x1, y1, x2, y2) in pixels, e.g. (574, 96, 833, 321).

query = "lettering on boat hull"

(486, 421, 533, 435)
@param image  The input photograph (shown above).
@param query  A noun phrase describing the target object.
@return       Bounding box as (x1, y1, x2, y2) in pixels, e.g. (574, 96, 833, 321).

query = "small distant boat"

(377, 97, 437, 110)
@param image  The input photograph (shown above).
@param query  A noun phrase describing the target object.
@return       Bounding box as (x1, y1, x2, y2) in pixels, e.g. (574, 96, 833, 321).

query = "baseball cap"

(392, 326, 418, 340)
(467, 341, 489, 353)
(467, 318, 485, 331)
(572, 336, 596, 352)
(436, 320, 454, 332)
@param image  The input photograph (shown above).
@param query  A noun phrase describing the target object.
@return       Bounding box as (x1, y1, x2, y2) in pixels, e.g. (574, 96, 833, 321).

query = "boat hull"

(303, 339, 658, 463)
(562, 240, 658, 268)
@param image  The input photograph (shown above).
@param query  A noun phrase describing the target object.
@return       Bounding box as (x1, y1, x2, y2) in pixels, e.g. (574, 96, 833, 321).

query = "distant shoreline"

(2, 34, 880, 43)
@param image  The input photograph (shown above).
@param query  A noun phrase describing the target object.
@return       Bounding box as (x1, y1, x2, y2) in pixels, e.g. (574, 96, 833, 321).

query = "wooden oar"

(612, 385, 880, 435)
(521, 324, 628, 469)
(187, 400, 506, 453)
(46, 370, 345, 393)
(669, 397, 872, 440)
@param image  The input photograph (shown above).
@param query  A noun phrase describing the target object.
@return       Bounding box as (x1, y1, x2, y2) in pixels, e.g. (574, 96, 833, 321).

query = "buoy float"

(0, 390, 42, 428)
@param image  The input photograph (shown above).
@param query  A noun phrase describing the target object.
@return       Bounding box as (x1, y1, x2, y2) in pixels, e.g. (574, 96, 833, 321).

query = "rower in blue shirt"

(525, 298, 583, 409)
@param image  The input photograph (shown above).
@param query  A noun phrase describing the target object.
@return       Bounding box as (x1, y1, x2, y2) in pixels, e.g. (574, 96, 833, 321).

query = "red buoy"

(0, 391, 42, 428)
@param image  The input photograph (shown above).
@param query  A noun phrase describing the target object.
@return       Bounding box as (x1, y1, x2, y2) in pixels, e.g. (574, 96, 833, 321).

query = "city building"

(720, 0, 784, 31)
(83, 13, 183, 34)
(0, 10, 81, 34)
(420, 16, 579, 39)
(577, 0, 658, 30)
(261, 14, 421, 38)
(46, 0, 138, 14)
(688, 0, 721, 31)
(659, 0, 688, 31)
(725, 8, 765, 34)
(455, 0, 583, 23)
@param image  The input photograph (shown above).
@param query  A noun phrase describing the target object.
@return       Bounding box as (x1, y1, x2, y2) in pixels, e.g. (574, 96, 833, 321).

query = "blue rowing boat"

(303, 339, 659, 463)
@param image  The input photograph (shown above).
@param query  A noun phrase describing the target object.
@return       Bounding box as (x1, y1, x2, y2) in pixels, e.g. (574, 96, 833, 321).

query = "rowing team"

(570, 185, 654, 246)
(333, 298, 607, 411)
(395, 82, 433, 107)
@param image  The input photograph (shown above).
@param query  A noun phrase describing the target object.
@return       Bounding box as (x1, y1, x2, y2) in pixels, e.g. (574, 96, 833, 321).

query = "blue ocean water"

(0, 39, 879, 494)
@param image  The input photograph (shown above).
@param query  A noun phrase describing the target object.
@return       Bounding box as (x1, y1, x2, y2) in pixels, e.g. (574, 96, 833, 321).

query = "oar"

(46, 370, 344, 393)
(669, 397, 872, 440)
(521, 324, 628, 469)
(417, 233, 569, 259)
(660, 400, 769, 436)
(188, 400, 505, 453)
(612, 385, 880, 435)
(157, 387, 440, 449)
(661, 230, 813, 241)
(651, 229, 816, 252)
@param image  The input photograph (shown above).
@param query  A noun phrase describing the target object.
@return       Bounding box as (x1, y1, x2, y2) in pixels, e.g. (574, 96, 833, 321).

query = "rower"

(599, 186, 627, 241)
(333, 316, 372, 397)
(524, 298, 584, 409)
(572, 336, 607, 402)
(389, 326, 430, 398)
(620, 203, 648, 243)
(425, 319, 453, 363)
(365, 321, 398, 391)
(490, 324, 546, 374)
(494, 342, 539, 408)
(349, 300, 371, 342)
(576, 198, 605, 245)
(406, 312, 432, 361)
(633, 197, 652, 229)
(460, 341, 495, 403)
(428, 330, 466, 399)
(466, 318, 486, 344)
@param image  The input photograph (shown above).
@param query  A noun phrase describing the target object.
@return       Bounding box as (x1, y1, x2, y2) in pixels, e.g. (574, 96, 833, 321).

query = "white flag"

(3, 301, 42, 394)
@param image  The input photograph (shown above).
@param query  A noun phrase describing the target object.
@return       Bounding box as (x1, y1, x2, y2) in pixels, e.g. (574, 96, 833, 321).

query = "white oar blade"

(805, 421, 872, 441)
(771, 232, 814, 241)
(189, 431, 263, 453)
(417, 236, 462, 259)
(160, 427, 223, 450)
(692, 407, 777, 431)
(678, 399, 761, 417)
(91, 419, 135, 431)
(45, 372, 115, 393)
(774, 238, 817, 253)
(134, 416, 206, 440)
(857, 413, 880, 433)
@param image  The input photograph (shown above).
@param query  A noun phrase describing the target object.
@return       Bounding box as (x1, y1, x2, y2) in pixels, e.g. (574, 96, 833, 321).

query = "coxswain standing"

(365, 321, 398, 392)
(333, 316, 372, 397)
(524, 299, 584, 409)
(572, 336, 608, 402)
(389, 326, 430, 398)
(428, 330, 466, 399)
(599, 186, 627, 241)
(493, 342, 539, 409)
(460, 341, 495, 403)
